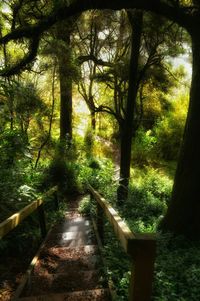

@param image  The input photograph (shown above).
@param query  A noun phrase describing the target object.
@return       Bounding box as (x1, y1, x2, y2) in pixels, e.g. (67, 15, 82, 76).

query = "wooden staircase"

(14, 207, 111, 301)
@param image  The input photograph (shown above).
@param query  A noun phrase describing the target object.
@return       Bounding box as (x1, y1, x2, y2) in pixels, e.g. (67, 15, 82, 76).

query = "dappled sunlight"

(73, 97, 90, 137)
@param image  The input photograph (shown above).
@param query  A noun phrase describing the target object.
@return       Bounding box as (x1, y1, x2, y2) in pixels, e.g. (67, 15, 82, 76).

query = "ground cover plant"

(80, 162, 200, 301)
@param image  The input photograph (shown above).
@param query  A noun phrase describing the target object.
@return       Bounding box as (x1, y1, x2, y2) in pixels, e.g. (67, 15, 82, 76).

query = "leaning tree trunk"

(160, 34, 200, 239)
(117, 10, 143, 203)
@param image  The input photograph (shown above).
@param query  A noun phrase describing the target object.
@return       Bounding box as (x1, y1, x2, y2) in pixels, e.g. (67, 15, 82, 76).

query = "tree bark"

(56, 21, 73, 144)
(117, 10, 143, 203)
(91, 111, 96, 130)
(160, 33, 200, 238)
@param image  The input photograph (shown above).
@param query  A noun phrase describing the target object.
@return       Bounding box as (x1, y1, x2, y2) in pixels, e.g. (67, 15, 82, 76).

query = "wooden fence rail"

(0, 186, 57, 240)
(88, 184, 156, 301)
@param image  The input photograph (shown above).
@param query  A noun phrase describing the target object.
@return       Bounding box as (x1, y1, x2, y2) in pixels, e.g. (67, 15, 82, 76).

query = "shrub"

(152, 93, 188, 160)
(42, 157, 80, 194)
(109, 167, 173, 232)
(84, 127, 94, 156)
(153, 115, 183, 160)
(78, 195, 96, 216)
(78, 157, 116, 195)
(0, 129, 29, 168)
(132, 127, 157, 165)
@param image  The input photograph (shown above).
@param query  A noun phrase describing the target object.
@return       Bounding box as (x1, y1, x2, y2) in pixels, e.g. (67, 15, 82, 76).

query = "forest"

(0, 1, 200, 300)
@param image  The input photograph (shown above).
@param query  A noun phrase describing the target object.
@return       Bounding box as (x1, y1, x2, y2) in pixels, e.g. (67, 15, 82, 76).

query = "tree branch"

(0, 37, 40, 76)
(0, 0, 195, 76)
(0, 0, 192, 46)
(77, 54, 112, 67)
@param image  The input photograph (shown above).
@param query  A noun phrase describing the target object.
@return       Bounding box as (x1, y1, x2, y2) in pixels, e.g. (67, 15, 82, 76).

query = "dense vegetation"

(1, 1, 200, 300)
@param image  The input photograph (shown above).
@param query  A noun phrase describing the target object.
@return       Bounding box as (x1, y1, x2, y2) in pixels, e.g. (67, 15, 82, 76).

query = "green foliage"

(103, 221, 130, 300)
(78, 195, 96, 216)
(152, 93, 188, 160)
(153, 235, 200, 301)
(131, 92, 188, 163)
(153, 114, 184, 160)
(98, 167, 200, 300)
(0, 171, 38, 221)
(0, 129, 30, 168)
(42, 156, 80, 194)
(78, 195, 91, 215)
(78, 157, 116, 195)
(103, 167, 172, 233)
(132, 128, 157, 165)
(84, 127, 94, 156)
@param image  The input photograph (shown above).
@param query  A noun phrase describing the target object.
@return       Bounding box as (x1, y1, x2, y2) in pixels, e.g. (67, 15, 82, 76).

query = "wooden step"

(33, 246, 100, 275)
(18, 288, 111, 300)
(45, 217, 95, 248)
(50, 217, 92, 234)
(22, 270, 106, 297)
(39, 245, 98, 262)
(44, 231, 95, 248)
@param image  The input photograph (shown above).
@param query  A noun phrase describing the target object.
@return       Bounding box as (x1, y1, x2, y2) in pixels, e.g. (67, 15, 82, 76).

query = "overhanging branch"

(0, 37, 40, 77)
(77, 54, 112, 67)
(0, 0, 191, 46)
(0, 0, 195, 76)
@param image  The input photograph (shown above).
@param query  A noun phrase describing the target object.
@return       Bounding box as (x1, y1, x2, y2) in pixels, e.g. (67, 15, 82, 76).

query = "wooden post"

(54, 191, 59, 210)
(37, 204, 47, 238)
(97, 202, 104, 243)
(129, 239, 156, 301)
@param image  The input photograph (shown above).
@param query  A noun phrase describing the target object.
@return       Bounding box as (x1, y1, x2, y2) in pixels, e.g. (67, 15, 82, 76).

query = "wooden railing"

(88, 184, 156, 301)
(0, 186, 58, 240)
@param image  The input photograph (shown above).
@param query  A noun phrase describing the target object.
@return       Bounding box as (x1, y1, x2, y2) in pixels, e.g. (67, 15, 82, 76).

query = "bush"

(108, 167, 173, 232)
(0, 129, 30, 168)
(78, 195, 96, 216)
(152, 93, 188, 160)
(153, 114, 183, 160)
(42, 157, 80, 194)
(84, 127, 94, 156)
(132, 127, 157, 165)
(78, 157, 116, 195)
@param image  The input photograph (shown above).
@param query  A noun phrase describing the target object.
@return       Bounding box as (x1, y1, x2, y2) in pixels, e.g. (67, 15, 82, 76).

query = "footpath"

(14, 198, 111, 301)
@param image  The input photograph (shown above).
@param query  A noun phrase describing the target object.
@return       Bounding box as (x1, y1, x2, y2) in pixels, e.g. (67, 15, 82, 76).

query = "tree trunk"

(56, 21, 73, 144)
(117, 10, 143, 203)
(91, 111, 96, 130)
(160, 34, 200, 238)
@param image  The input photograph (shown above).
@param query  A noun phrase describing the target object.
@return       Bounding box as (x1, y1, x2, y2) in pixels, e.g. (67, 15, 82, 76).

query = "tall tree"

(117, 10, 143, 202)
(56, 20, 73, 143)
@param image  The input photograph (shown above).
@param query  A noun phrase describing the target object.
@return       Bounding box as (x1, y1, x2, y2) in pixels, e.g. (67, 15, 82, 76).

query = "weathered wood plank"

(0, 199, 43, 239)
(0, 186, 57, 239)
(129, 239, 156, 301)
(88, 185, 136, 253)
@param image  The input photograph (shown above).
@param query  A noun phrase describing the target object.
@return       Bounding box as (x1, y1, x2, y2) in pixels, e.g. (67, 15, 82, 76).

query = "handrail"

(88, 184, 136, 253)
(0, 186, 57, 239)
(88, 184, 156, 301)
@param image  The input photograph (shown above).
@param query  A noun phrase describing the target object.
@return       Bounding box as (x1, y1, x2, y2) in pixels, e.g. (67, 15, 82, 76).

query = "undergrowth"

(82, 164, 200, 301)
